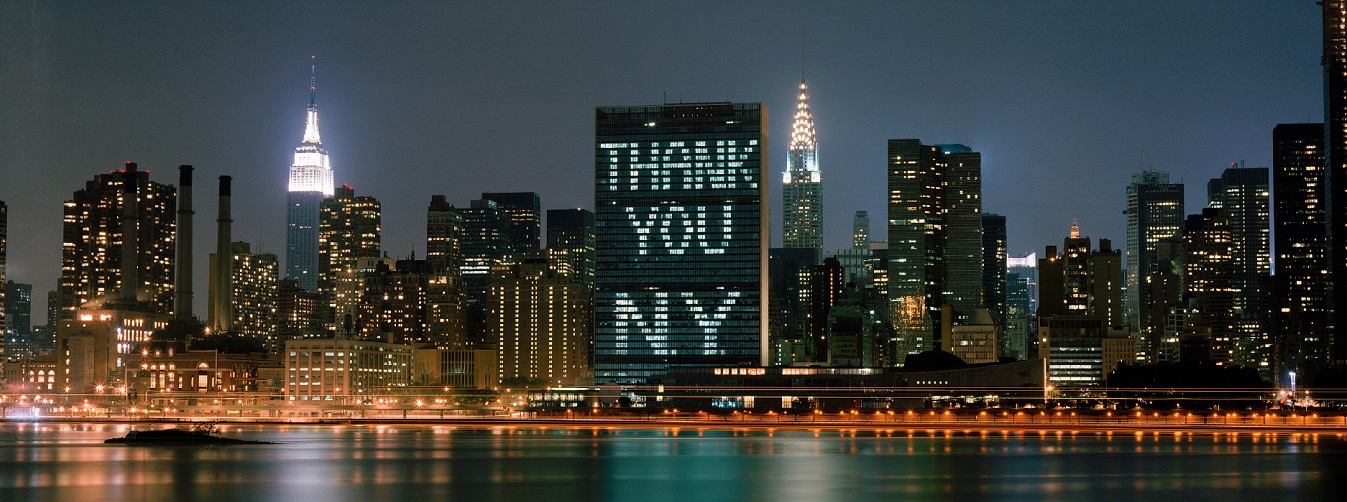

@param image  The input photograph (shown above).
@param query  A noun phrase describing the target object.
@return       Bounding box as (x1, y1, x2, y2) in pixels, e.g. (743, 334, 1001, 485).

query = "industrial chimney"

(174, 165, 194, 320)
(214, 175, 233, 333)
(120, 162, 139, 304)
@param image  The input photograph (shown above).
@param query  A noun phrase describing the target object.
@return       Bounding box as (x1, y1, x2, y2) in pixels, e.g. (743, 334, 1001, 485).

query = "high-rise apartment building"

(886, 140, 983, 361)
(1324, 0, 1347, 364)
(547, 208, 596, 285)
(59, 163, 177, 318)
(481, 192, 542, 253)
(1207, 166, 1271, 373)
(319, 185, 381, 333)
(1124, 170, 1184, 360)
(286, 61, 335, 292)
(490, 259, 591, 386)
(1272, 123, 1330, 375)
(208, 242, 279, 348)
(594, 102, 768, 383)
(277, 279, 321, 340)
(781, 80, 822, 263)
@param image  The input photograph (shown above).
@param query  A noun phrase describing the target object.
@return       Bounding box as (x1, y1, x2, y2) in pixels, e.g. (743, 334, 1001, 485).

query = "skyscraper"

(594, 102, 768, 383)
(886, 140, 983, 360)
(1325, 0, 1347, 364)
(546, 208, 596, 285)
(1272, 123, 1329, 375)
(0, 200, 6, 344)
(426, 195, 463, 275)
(837, 210, 872, 286)
(781, 80, 822, 262)
(59, 163, 177, 318)
(481, 192, 542, 253)
(286, 59, 335, 292)
(5, 281, 30, 358)
(318, 185, 381, 334)
(1184, 208, 1235, 365)
(982, 213, 1008, 335)
(1207, 166, 1271, 373)
(1124, 170, 1184, 360)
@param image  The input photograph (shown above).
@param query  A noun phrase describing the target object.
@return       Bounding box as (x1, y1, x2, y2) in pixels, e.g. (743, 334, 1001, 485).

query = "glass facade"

(594, 103, 768, 383)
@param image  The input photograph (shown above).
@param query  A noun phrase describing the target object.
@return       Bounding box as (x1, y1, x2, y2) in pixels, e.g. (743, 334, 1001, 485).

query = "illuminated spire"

(1070, 219, 1080, 238)
(290, 56, 334, 197)
(789, 80, 817, 153)
(302, 55, 321, 145)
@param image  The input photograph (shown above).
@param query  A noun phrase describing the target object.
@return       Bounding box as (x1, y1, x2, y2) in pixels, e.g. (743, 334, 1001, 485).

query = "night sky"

(0, 1, 1322, 318)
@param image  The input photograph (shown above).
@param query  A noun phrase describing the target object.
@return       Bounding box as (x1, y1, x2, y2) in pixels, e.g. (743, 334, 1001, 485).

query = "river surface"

(0, 422, 1344, 501)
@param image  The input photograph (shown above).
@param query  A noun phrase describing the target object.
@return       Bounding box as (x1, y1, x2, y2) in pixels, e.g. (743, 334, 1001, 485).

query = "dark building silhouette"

(1273, 123, 1330, 376)
(981, 213, 1008, 338)
(481, 192, 541, 253)
(546, 208, 596, 285)
(1325, 0, 1347, 364)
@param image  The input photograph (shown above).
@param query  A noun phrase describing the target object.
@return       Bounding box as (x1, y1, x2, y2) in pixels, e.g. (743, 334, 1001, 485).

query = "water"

(1, 422, 1344, 501)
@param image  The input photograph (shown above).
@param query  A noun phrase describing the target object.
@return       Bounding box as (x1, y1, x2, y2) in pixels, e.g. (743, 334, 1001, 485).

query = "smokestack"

(214, 175, 233, 333)
(174, 165, 194, 320)
(120, 162, 139, 304)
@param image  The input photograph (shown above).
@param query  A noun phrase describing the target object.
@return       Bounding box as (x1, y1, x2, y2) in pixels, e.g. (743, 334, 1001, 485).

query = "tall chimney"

(214, 175, 233, 333)
(174, 165, 194, 320)
(120, 162, 139, 304)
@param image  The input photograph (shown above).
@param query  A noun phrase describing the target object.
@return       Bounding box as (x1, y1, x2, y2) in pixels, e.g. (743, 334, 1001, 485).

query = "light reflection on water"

(0, 423, 1343, 501)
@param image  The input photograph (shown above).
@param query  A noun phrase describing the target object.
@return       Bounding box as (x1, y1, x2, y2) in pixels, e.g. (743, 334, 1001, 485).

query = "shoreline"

(5, 416, 1346, 435)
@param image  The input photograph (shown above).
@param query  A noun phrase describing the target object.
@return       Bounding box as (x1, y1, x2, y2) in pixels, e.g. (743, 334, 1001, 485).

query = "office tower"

(886, 140, 983, 360)
(482, 192, 542, 253)
(1124, 170, 1184, 360)
(781, 80, 823, 262)
(490, 258, 591, 386)
(982, 213, 1008, 333)
(837, 211, 872, 286)
(1207, 166, 1271, 373)
(853, 210, 870, 249)
(546, 208, 596, 285)
(277, 279, 321, 340)
(594, 102, 768, 383)
(807, 257, 844, 358)
(1273, 123, 1329, 375)
(1005, 253, 1038, 360)
(286, 60, 335, 292)
(459, 199, 513, 300)
(318, 185, 381, 333)
(208, 242, 279, 347)
(1184, 208, 1235, 365)
(939, 144, 984, 322)
(5, 281, 31, 358)
(426, 195, 463, 275)
(1326, 1, 1347, 364)
(59, 163, 177, 318)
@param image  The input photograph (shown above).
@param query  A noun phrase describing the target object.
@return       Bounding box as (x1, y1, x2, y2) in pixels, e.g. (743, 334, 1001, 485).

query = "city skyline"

(0, 2, 1322, 318)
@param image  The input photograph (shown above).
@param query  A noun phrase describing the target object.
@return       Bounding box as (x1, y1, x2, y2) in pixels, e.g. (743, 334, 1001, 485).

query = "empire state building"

(286, 58, 334, 292)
